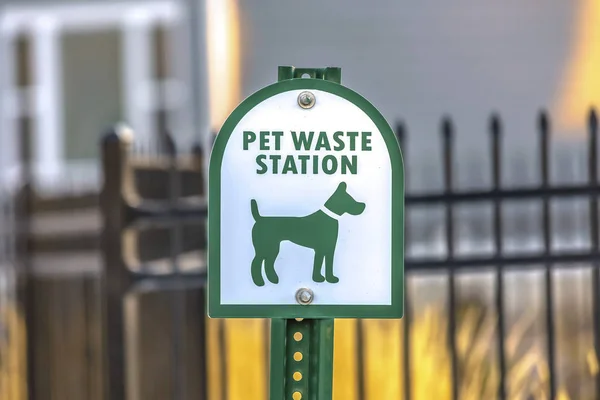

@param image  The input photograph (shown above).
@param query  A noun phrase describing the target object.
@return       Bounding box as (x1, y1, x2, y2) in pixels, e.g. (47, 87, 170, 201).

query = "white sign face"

(208, 79, 403, 319)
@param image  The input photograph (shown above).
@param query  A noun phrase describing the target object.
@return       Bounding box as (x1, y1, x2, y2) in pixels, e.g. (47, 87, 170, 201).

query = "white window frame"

(0, 1, 183, 190)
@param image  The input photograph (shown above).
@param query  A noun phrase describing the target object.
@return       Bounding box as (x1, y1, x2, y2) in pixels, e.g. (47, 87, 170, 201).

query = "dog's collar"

(320, 206, 342, 220)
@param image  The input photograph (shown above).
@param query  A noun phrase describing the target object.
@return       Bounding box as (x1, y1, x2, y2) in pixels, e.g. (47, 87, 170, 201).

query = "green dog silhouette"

(250, 182, 366, 286)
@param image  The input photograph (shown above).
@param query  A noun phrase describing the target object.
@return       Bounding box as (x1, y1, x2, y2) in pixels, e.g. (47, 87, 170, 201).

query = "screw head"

(297, 91, 315, 109)
(295, 288, 314, 305)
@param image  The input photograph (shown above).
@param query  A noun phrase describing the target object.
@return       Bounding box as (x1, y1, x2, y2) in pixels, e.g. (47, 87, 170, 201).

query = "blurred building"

(1, 0, 599, 192)
(0, 0, 212, 192)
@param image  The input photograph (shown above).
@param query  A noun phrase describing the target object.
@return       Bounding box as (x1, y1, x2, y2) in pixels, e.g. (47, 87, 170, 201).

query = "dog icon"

(250, 182, 366, 286)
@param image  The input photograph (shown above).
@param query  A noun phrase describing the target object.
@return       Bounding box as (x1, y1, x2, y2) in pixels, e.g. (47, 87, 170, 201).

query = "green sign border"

(208, 78, 404, 319)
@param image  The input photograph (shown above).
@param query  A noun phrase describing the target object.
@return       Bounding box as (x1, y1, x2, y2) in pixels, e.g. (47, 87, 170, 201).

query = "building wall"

(238, 0, 587, 189)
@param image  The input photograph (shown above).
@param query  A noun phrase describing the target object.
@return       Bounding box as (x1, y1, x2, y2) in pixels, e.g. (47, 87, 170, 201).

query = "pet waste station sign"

(208, 66, 404, 400)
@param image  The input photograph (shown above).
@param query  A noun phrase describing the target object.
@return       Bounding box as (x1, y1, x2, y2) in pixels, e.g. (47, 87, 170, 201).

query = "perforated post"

(270, 319, 335, 400)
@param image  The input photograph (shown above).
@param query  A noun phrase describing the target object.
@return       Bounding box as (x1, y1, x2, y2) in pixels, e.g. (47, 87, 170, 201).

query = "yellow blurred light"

(587, 348, 599, 376)
(554, 0, 600, 135)
(206, 0, 241, 133)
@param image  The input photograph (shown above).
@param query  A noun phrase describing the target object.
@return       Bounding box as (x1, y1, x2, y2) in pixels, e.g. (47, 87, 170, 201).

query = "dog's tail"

(251, 199, 261, 221)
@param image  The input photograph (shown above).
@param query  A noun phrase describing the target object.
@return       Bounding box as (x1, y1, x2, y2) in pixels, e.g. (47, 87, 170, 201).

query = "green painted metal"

(277, 66, 341, 83)
(208, 68, 405, 319)
(313, 319, 335, 399)
(250, 182, 366, 287)
(269, 319, 335, 400)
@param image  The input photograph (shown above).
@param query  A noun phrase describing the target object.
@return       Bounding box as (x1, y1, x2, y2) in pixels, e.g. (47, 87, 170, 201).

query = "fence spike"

(163, 131, 177, 157)
(441, 116, 454, 191)
(101, 125, 122, 144)
(192, 141, 204, 157)
(538, 110, 550, 136)
(490, 113, 502, 137)
(588, 108, 597, 177)
(590, 108, 598, 133)
(395, 121, 406, 144)
(538, 110, 550, 184)
(442, 116, 453, 138)
(211, 131, 218, 148)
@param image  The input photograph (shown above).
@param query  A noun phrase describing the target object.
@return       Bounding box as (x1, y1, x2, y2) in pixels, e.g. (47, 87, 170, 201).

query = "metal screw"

(295, 288, 314, 305)
(297, 91, 315, 109)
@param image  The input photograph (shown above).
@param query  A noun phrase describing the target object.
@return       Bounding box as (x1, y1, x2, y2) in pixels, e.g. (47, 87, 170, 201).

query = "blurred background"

(1, 0, 600, 399)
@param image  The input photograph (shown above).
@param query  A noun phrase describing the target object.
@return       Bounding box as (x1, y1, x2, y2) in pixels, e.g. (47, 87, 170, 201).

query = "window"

(0, 1, 188, 190)
(62, 29, 124, 161)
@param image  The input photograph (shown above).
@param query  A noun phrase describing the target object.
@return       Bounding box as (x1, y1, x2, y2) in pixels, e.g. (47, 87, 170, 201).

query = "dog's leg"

(264, 256, 279, 284)
(324, 252, 339, 283)
(261, 242, 280, 284)
(251, 256, 265, 286)
(312, 252, 326, 282)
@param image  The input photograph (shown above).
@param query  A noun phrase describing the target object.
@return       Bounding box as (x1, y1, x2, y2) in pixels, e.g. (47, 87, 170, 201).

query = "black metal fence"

(399, 108, 600, 400)
(2, 108, 598, 399)
(96, 108, 600, 400)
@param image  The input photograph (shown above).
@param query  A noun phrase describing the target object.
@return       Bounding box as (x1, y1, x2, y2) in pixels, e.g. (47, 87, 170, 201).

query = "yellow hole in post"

(295, 318, 304, 322)
(293, 332, 303, 341)
(293, 372, 302, 381)
(293, 352, 303, 362)
(293, 391, 302, 400)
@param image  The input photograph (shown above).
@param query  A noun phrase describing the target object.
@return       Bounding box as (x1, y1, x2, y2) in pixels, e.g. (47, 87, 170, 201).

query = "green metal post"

(269, 66, 340, 400)
(270, 319, 335, 400)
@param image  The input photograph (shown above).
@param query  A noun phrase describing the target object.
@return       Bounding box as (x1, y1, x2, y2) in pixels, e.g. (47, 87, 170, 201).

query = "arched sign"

(208, 70, 404, 319)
